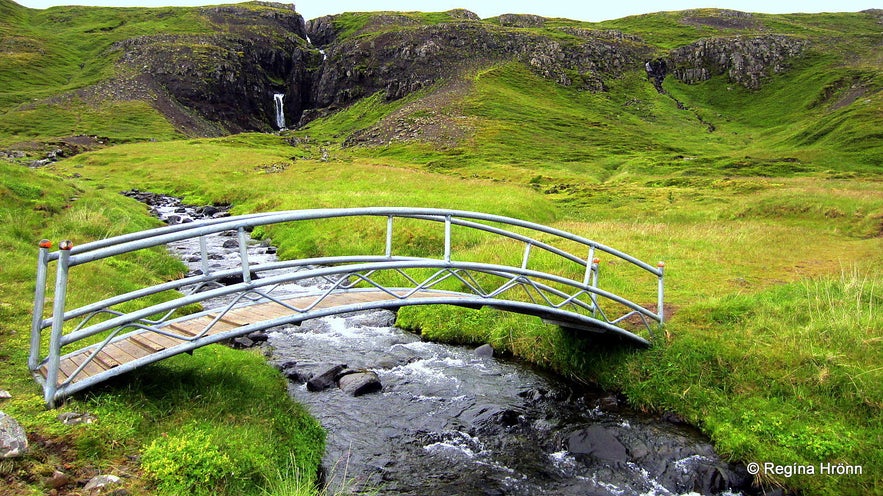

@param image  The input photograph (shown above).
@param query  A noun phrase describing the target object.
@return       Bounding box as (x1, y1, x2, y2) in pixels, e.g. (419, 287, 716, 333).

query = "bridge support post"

(29, 240, 52, 371)
(657, 262, 665, 324)
(444, 215, 452, 263)
(199, 235, 210, 276)
(238, 227, 251, 283)
(385, 216, 394, 258)
(44, 240, 73, 408)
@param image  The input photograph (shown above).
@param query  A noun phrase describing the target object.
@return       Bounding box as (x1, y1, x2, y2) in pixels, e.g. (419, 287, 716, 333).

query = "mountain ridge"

(0, 1, 880, 173)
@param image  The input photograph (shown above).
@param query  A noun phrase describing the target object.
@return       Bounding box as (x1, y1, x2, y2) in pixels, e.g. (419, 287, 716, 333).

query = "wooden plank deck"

(38, 290, 464, 388)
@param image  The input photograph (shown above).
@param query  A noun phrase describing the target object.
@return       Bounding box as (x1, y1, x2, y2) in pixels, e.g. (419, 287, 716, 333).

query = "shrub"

(141, 426, 238, 495)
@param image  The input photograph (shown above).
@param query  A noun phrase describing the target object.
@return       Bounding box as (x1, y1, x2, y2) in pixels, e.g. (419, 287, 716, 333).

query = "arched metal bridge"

(29, 207, 665, 407)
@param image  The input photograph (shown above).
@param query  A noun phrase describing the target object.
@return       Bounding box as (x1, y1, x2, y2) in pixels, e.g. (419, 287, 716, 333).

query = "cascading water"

(306, 34, 327, 61)
(273, 92, 286, 130)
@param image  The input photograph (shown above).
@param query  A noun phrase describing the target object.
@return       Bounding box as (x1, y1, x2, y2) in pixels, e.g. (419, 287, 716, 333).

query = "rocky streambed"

(136, 192, 761, 496)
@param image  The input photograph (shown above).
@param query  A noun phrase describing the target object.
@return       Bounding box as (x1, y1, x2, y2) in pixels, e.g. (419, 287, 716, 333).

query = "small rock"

(84, 474, 123, 493)
(598, 394, 620, 409)
(0, 390, 11, 400)
(338, 371, 382, 396)
(276, 359, 297, 371)
(216, 271, 259, 285)
(307, 364, 347, 392)
(57, 412, 97, 425)
(232, 336, 254, 348)
(474, 344, 494, 358)
(660, 411, 688, 425)
(46, 470, 73, 490)
(567, 425, 628, 463)
(0, 411, 28, 458)
(247, 331, 269, 343)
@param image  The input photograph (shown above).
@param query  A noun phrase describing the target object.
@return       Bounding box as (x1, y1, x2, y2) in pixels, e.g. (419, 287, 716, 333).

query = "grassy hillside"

(0, 0, 211, 146)
(1, 2, 881, 495)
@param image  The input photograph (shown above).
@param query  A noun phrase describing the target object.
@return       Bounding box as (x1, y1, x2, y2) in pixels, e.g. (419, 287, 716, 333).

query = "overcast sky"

(13, 0, 879, 22)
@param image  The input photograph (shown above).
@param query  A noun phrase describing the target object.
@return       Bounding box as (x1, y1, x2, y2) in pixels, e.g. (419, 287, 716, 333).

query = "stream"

(135, 192, 756, 496)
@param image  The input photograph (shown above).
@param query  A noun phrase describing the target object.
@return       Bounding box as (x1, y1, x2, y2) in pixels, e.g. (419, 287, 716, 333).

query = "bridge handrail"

(51, 207, 661, 276)
(30, 207, 665, 406)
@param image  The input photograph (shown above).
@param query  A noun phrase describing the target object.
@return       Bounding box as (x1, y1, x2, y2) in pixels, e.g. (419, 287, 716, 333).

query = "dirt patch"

(343, 78, 477, 149)
(681, 10, 761, 30)
(830, 85, 868, 111)
(620, 303, 677, 340)
(0, 431, 141, 495)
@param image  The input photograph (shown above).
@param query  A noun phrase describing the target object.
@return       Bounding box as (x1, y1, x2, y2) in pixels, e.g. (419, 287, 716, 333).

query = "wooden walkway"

(37, 290, 463, 389)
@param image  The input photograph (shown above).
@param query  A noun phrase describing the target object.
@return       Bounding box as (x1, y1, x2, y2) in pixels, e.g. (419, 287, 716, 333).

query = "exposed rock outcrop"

(668, 35, 809, 89)
(66, 6, 813, 135)
(111, 2, 321, 134)
(306, 20, 653, 116)
(0, 412, 28, 459)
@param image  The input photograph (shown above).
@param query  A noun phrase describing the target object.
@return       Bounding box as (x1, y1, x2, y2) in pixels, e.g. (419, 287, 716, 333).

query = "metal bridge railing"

(30, 207, 664, 406)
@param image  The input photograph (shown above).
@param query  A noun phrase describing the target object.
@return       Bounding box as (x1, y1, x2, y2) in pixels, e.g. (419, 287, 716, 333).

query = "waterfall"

(273, 93, 286, 130)
(305, 34, 328, 61)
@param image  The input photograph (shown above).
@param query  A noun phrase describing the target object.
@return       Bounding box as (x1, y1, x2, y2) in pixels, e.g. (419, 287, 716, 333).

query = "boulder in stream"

(306, 364, 347, 392)
(567, 425, 628, 463)
(338, 370, 382, 396)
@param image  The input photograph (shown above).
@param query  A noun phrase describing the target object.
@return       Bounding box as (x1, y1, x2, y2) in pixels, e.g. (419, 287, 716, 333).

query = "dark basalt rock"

(567, 425, 628, 463)
(306, 363, 347, 392)
(93, 6, 812, 136)
(337, 370, 382, 396)
(668, 35, 809, 89)
(111, 3, 320, 135)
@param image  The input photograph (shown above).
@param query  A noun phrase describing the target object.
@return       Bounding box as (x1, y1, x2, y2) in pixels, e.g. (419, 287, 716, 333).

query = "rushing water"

(140, 194, 754, 496)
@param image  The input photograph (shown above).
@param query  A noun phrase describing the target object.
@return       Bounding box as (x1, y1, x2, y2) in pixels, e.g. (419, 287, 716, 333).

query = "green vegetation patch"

(0, 161, 324, 495)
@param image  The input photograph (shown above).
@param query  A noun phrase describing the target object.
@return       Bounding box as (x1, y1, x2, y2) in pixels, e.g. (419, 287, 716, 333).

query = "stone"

(57, 412, 97, 425)
(232, 336, 254, 348)
(216, 271, 259, 285)
(306, 364, 346, 392)
(567, 425, 628, 463)
(84, 474, 123, 493)
(247, 331, 269, 343)
(474, 343, 494, 358)
(0, 390, 11, 400)
(338, 371, 382, 396)
(46, 470, 73, 490)
(0, 411, 28, 458)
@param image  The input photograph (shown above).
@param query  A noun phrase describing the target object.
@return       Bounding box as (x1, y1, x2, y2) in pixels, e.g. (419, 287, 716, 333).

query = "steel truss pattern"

(30, 208, 664, 407)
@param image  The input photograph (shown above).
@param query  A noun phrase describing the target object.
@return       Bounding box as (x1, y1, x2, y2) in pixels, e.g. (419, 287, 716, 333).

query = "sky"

(13, 0, 879, 22)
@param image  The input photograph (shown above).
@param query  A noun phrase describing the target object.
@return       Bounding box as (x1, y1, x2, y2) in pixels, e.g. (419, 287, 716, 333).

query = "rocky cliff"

(668, 34, 809, 90)
(110, 2, 320, 134)
(304, 13, 653, 118)
(97, 5, 818, 135)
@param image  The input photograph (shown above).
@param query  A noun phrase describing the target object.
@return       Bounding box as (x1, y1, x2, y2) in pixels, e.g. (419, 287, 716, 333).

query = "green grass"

(0, 160, 324, 495)
(0, 1, 210, 104)
(38, 27, 882, 493)
(1, 4, 882, 495)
